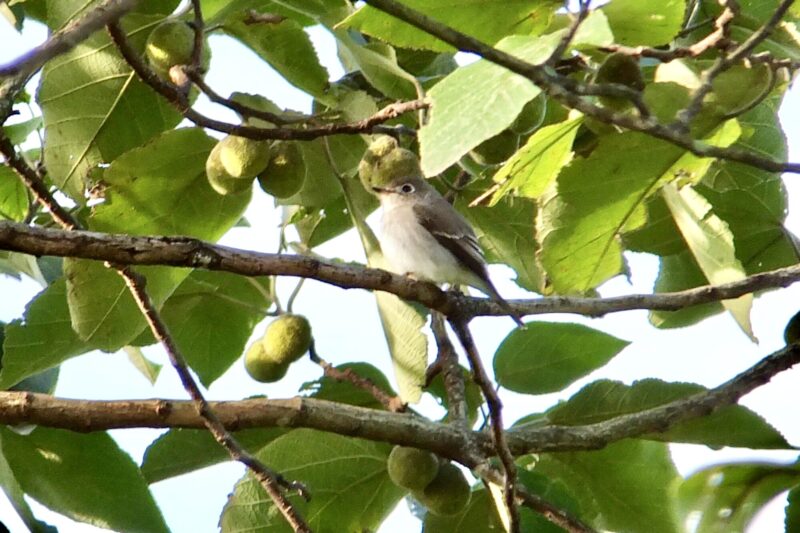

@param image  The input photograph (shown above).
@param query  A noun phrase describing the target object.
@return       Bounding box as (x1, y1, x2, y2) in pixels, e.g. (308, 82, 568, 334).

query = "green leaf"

(457, 192, 543, 293)
(140, 270, 272, 387)
(675, 462, 800, 533)
(141, 427, 286, 483)
(300, 362, 395, 409)
(650, 251, 725, 328)
(279, 139, 344, 208)
(543, 379, 790, 449)
(537, 119, 739, 294)
(602, 0, 686, 46)
(64, 260, 186, 351)
(2, 115, 41, 145)
(662, 183, 755, 340)
(222, 13, 329, 98)
(1, 426, 168, 532)
(39, 14, 180, 200)
(0, 439, 57, 533)
(204, 0, 347, 26)
(335, 31, 418, 99)
(493, 322, 629, 394)
(0, 279, 91, 389)
(699, 97, 799, 275)
(63, 128, 250, 351)
(339, 0, 560, 53)
(0, 165, 28, 221)
(123, 346, 162, 384)
(535, 439, 680, 533)
(219, 429, 404, 533)
(423, 486, 501, 533)
(91, 128, 250, 239)
(787, 485, 800, 532)
(418, 12, 612, 176)
(490, 117, 581, 204)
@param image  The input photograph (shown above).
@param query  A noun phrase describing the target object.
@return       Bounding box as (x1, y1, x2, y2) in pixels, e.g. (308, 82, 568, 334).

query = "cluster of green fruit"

(387, 446, 471, 516)
(244, 314, 312, 383)
(206, 135, 305, 198)
(144, 20, 305, 199)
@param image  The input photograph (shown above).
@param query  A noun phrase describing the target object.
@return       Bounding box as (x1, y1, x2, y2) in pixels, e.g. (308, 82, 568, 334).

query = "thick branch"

(2, 221, 800, 320)
(0, 343, 796, 456)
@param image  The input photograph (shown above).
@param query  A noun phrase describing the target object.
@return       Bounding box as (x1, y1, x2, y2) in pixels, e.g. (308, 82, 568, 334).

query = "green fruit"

(510, 96, 547, 135)
(206, 142, 252, 195)
(469, 129, 519, 166)
(413, 463, 471, 516)
(244, 342, 289, 383)
(358, 136, 422, 193)
(784, 311, 800, 345)
(258, 141, 305, 199)
(387, 446, 440, 491)
(594, 52, 645, 110)
(219, 135, 272, 179)
(263, 314, 312, 364)
(145, 20, 209, 72)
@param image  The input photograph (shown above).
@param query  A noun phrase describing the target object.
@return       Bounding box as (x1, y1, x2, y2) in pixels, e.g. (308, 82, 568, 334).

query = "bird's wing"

(412, 198, 488, 283)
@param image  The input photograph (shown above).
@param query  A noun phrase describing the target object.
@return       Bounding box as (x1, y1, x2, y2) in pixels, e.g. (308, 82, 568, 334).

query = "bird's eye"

(401, 183, 415, 194)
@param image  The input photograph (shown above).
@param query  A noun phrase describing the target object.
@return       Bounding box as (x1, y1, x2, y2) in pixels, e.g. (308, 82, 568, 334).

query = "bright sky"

(1, 11, 800, 533)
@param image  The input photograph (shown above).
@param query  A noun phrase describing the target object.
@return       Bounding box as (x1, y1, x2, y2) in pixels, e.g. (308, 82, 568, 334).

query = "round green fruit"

(469, 130, 519, 166)
(146, 20, 195, 71)
(206, 142, 252, 195)
(510, 96, 547, 135)
(219, 135, 272, 179)
(594, 52, 645, 110)
(358, 136, 422, 193)
(244, 342, 289, 383)
(413, 462, 471, 516)
(387, 446, 440, 491)
(258, 141, 306, 199)
(263, 314, 312, 364)
(784, 310, 800, 345)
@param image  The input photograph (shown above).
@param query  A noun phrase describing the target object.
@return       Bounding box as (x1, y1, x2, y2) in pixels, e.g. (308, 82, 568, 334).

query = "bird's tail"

(482, 279, 525, 328)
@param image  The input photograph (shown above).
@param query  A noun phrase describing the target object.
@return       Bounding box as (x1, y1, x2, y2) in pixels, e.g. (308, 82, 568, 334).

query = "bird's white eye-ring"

(400, 183, 415, 194)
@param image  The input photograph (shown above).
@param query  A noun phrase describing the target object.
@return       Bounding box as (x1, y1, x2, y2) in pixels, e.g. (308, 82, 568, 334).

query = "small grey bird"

(360, 138, 524, 327)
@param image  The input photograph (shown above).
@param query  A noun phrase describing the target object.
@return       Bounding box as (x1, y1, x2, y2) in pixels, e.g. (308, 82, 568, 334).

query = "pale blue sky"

(1, 12, 799, 533)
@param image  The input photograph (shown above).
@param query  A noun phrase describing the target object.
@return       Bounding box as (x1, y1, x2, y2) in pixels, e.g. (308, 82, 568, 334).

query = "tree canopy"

(0, 0, 799, 532)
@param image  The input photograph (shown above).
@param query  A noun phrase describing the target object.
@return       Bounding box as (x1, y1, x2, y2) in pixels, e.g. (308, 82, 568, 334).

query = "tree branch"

(105, 21, 423, 141)
(2, 221, 799, 320)
(449, 318, 519, 533)
(0, 0, 139, 119)
(0, 136, 311, 532)
(0, 343, 795, 457)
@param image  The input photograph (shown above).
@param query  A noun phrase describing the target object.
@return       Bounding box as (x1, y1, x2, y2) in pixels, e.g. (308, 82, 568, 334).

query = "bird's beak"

(371, 186, 389, 194)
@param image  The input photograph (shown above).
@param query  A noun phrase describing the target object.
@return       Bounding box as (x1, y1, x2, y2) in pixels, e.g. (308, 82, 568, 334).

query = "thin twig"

(189, 0, 205, 71)
(106, 21, 425, 140)
(471, 462, 596, 533)
(449, 318, 519, 533)
(0, 134, 311, 533)
(429, 312, 469, 426)
(545, 0, 592, 67)
(309, 343, 406, 412)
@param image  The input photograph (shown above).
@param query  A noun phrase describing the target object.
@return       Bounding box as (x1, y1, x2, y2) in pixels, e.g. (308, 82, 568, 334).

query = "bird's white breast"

(379, 201, 474, 286)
